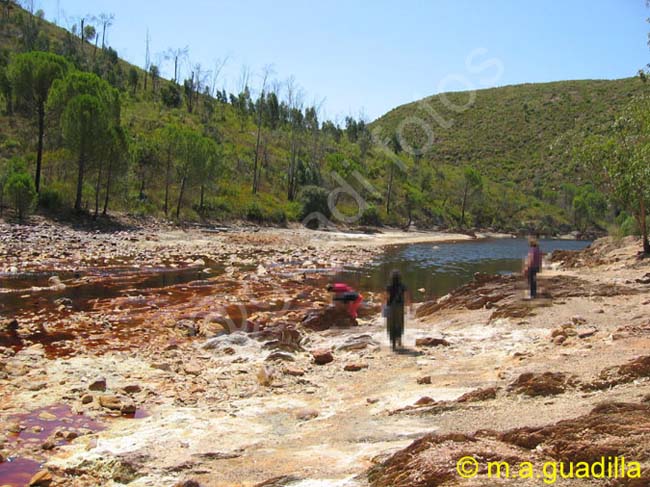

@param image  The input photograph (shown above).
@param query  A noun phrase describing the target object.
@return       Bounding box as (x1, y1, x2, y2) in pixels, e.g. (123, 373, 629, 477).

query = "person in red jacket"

(326, 282, 363, 319)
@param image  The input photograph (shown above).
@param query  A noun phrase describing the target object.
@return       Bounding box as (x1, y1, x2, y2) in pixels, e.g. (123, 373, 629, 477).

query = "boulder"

(508, 372, 576, 397)
(416, 376, 431, 385)
(88, 378, 107, 392)
(302, 306, 356, 331)
(415, 337, 450, 348)
(28, 470, 52, 486)
(344, 362, 368, 372)
(283, 366, 305, 377)
(312, 349, 333, 365)
(456, 386, 499, 403)
(99, 395, 136, 415)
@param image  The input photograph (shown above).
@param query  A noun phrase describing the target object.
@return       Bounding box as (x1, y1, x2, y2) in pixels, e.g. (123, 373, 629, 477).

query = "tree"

(48, 72, 119, 212)
(83, 24, 96, 44)
(7, 52, 71, 192)
(127, 67, 138, 95)
(155, 124, 181, 217)
(160, 83, 182, 108)
(98, 13, 114, 50)
(195, 138, 220, 214)
(102, 126, 127, 216)
(4, 169, 36, 220)
(252, 66, 272, 194)
(386, 133, 402, 215)
(61, 95, 109, 211)
(460, 167, 483, 227)
(577, 97, 650, 254)
(149, 64, 160, 93)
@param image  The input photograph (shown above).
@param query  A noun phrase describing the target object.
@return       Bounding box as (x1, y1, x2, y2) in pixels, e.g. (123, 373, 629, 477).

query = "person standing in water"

(385, 270, 410, 351)
(525, 237, 543, 299)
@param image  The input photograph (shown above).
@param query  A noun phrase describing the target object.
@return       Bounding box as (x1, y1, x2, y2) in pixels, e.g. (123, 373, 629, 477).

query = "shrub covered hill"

(0, 2, 644, 234)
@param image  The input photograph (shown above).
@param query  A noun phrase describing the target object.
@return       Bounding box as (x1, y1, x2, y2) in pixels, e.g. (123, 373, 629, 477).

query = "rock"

(283, 366, 304, 376)
(81, 394, 93, 404)
(173, 481, 202, 487)
(28, 382, 47, 391)
(415, 337, 450, 347)
(88, 378, 107, 391)
(576, 326, 597, 339)
(344, 362, 368, 372)
(508, 372, 576, 397)
(41, 440, 56, 450)
(336, 334, 380, 351)
(48, 276, 65, 291)
(302, 306, 357, 331)
(366, 398, 379, 404)
(312, 349, 333, 365)
(122, 384, 142, 394)
(417, 376, 431, 384)
(456, 387, 498, 403)
(414, 396, 435, 406)
(553, 335, 566, 345)
(0, 319, 19, 333)
(38, 411, 57, 421)
(265, 351, 295, 362)
(99, 395, 136, 415)
(28, 470, 52, 486)
(294, 408, 319, 421)
(150, 362, 173, 372)
(183, 362, 202, 376)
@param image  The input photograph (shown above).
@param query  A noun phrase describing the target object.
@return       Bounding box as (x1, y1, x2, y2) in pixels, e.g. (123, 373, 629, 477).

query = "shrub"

(38, 185, 66, 211)
(359, 205, 382, 226)
(246, 201, 264, 222)
(4, 170, 36, 219)
(160, 83, 182, 108)
(298, 185, 331, 228)
(620, 215, 640, 237)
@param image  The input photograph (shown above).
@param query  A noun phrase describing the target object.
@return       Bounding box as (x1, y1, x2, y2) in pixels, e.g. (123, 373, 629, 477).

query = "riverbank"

(0, 219, 647, 486)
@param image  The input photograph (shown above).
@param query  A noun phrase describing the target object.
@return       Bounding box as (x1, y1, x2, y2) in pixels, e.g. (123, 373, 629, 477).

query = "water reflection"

(339, 238, 591, 302)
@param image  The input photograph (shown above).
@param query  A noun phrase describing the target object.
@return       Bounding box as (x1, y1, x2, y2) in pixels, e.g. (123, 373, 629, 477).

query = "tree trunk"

(252, 104, 263, 194)
(641, 197, 650, 254)
(164, 149, 172, 216)
(176, 175, 186, 219)
(199, 184, 205, 214)
(460, 181, 469, 226)
(102, 157, 113, 216)
(93, 163, 102, 219)
(74, 150, 85, 212)
(139, 174, 145, 200)
(35, 102, 44, 193)
(386, 162, 395, 215)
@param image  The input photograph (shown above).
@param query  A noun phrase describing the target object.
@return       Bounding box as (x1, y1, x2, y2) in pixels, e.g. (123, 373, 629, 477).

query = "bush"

(620, 215, 640, 237)
(359, 205, 382, 226)
(298, 185, 331, 228)
(4, 170, 36, 219)
(160, 83, 182, 108)
(38, 185, 66, 211)
(246, 201, 264, 222)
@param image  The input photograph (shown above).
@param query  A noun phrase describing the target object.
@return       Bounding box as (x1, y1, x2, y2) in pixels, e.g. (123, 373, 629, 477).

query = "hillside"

(0, 2, 643, 235)
(371, 78, 646, 189)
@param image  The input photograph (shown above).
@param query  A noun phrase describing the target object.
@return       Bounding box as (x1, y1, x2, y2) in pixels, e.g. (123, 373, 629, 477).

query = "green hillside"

(0, 2, 642, 235)
(372, 78, 646, 189)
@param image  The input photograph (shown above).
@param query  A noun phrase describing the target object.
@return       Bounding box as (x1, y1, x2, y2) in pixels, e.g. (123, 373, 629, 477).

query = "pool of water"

(339, 238, 591, 302)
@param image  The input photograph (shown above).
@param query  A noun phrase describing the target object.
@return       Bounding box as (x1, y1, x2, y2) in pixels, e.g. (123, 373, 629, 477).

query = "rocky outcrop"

(301, 306, 357, 331)
(508, 372, 577, 397)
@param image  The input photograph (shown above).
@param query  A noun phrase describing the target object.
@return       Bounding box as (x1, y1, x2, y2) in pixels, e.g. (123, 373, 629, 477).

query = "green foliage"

(359, 205, 382, 226)
(160, 83, 182, 108)
(4, 166, 36, 219)
(298, 185, 331, 221)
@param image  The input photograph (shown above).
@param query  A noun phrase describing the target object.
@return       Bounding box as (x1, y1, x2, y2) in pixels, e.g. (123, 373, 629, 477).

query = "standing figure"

(525, 237, 543, 298)
(385, 270, 409, 351)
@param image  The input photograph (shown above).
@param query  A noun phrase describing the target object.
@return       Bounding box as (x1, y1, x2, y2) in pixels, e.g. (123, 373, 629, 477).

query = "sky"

(37, 0, 650, 122)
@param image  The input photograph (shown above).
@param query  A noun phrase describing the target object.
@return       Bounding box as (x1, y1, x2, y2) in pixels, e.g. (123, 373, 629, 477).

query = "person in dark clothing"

(524, 237, 542, 298)
(385, 270, 410, 351)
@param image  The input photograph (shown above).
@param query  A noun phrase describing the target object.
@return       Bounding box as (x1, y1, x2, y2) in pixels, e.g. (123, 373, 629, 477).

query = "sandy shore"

(1, 220, 649, 487)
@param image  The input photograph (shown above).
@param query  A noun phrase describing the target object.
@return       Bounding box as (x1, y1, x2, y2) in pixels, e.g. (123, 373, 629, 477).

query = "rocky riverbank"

(1, 219, 648, 486)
